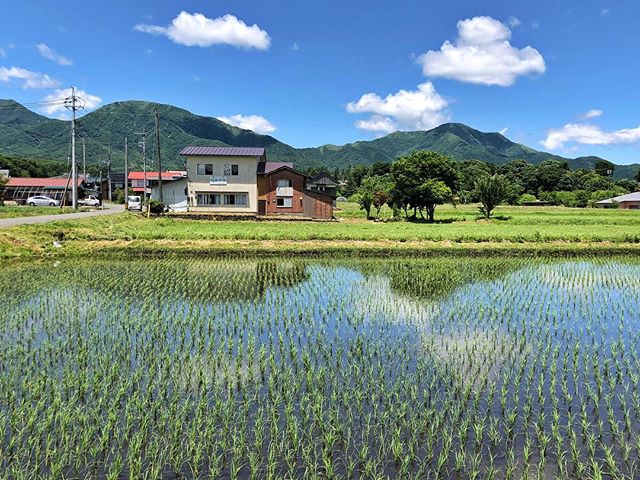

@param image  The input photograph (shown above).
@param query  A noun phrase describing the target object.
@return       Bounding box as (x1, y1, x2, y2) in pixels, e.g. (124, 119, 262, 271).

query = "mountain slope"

(0, 99, 638, 179)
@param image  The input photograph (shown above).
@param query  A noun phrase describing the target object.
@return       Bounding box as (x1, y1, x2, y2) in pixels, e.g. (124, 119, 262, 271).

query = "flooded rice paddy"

(1, 256, 640, 479)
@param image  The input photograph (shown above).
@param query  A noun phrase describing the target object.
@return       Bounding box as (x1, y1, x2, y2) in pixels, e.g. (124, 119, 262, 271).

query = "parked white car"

(127, 195, 143, 211)
(78, 195, 101, 207)
(26, 195, 60, 207)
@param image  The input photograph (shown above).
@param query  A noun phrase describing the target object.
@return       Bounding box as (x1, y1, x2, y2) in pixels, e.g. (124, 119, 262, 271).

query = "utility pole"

(64, 87, 84, 209)
(135, 127, 148, 203)
(154, 107, 163, 202)
(107, 147, 112, 202)
(82, 137, 86, 180)
(124, 137, 128, 208)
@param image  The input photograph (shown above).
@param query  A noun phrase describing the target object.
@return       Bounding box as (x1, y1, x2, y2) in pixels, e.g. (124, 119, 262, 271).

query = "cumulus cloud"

(134, 11, 271, 50)
(416, 16, 546, 86)
(217, 114, 277, 134)
(542, 123, 640, 150)
(0, 66, 59, 89)
(346, 82, 450, 134)
(579, 109, 603, 120)
(36, 43, 73, 66)
(40, 88, 102, 116)
(499, 127, 509, 136)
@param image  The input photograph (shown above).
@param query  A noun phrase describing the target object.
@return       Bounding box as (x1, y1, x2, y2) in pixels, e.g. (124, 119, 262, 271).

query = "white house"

(180, 146, 267, 214)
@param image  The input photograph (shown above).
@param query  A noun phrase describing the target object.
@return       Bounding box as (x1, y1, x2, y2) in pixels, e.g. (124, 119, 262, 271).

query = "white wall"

(150, 178, 188, 212)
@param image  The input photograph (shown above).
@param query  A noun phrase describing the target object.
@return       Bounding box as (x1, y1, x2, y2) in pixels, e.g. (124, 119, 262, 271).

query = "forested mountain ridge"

(0, 99, 638, 179)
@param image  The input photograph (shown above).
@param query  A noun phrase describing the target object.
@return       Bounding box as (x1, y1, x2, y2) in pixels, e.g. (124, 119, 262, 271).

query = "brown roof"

(180, 146, 266, 157)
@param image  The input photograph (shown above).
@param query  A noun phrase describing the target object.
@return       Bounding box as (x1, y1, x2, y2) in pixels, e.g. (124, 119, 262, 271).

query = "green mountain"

(0, 99, 638, 179)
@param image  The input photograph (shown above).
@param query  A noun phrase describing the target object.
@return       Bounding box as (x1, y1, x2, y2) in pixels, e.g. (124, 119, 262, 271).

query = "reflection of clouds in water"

(534, 262, 640, 293)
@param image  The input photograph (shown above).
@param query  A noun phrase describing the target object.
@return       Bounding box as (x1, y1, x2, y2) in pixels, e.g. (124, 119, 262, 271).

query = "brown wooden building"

(257, 162, 334, 219)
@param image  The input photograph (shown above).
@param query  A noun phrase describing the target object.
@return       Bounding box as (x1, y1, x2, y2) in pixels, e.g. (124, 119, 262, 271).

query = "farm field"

(1, 203, 640, 258)
(2, 255, 640, 478)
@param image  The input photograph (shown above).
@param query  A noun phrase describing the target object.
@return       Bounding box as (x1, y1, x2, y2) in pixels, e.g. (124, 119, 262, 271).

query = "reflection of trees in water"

(356, 258, 526, 301)
(0, 258, 310, 305)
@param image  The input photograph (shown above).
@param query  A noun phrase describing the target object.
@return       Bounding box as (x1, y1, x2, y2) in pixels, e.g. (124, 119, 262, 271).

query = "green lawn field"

(1, 202, 639, 258)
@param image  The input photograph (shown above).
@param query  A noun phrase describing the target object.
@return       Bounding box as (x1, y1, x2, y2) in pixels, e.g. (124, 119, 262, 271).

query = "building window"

(277, 179, 292, 188)
(224, 193, 247, 206)
(224, 164, 239, 176)
(196, 193, 221, 205)
(277, 197, 292, 208)
(197, 164, 213, 176)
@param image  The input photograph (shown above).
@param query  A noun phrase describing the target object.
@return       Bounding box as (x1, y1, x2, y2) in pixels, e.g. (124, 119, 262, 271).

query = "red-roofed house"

(3, 176, 88, 204)
(128, 171, 186, 194)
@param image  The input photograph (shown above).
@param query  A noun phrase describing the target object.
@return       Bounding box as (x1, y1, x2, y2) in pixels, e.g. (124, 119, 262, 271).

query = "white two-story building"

(180, 146, 267, 214)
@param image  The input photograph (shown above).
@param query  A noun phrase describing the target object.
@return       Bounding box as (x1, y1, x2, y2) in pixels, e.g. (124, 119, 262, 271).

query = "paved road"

(0, 203, 126, 228)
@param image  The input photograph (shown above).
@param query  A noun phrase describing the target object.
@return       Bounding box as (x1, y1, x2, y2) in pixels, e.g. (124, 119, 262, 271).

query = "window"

(197, 164, 213, 176)
(224, 164, 239, 176)
(277, 197, 292, 208)
(277, 179, 292, 188)
(224, 193, 247, 206)
(196, 193, 221, 205)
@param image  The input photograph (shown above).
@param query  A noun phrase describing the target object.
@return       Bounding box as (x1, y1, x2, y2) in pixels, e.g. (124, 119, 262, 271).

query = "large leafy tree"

(635, 168, 640, 183)
(391, 150, 459, 221)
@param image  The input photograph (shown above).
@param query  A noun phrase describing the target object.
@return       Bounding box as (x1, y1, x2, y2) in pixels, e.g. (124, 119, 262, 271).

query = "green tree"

(0, 175, 7, 206)
(536, 160, 570, 192)
(635, 168, 640, 183)
(419, 179, 452, 222)
(391, 150, 459, 221)
(475, 174, 508, 219)
(594, 159, 615, 177)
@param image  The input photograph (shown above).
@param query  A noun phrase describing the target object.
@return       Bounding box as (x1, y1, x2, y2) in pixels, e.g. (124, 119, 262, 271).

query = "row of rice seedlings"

(0, 256, 639, 478)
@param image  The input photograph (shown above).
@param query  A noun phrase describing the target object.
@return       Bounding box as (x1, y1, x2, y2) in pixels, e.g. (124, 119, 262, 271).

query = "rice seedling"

(0, 255, 639, 478)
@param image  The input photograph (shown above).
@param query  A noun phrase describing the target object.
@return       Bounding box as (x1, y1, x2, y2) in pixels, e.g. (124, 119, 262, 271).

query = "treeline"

(315, 152, 640, 221)
(0, 154, 68, 178)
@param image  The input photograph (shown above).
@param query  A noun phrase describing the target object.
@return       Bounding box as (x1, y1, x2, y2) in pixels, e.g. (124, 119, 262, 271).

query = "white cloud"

(579, 109, 603, 120)
(542, 123, 640, 150)
(499, 127, 509, 136)
(416, 16, 546, 86)
(0, 66, 60, 89)
(40, 88, 102, 116)
(0, 48, 5, 58)
(36, 43, 73, 66)
(290, 42, 300, 51)
(134, 11, 271, 50)
(346, 82, 450, 133)
(508, 16, 521, 28)
(601, 8, 610, 15)
(217, 114, 277, 134)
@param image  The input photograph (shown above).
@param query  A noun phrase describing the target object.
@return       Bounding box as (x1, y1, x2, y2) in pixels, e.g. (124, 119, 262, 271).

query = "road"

(0, 203, 126, 228)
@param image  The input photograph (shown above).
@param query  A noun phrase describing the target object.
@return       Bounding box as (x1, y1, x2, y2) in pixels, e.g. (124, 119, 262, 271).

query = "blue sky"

(1, 0, 639, 164)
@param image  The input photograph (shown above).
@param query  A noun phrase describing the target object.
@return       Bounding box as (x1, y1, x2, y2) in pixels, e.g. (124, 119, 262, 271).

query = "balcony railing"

(276, 186, 293, 197)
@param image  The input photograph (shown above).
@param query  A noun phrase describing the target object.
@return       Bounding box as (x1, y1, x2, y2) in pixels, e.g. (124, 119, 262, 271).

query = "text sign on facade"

(210, 176, 227, 185)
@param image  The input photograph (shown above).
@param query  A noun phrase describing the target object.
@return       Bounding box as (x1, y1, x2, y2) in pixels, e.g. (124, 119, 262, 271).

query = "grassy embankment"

(1, 202, 640, 258)
(0, 205, 89, 219)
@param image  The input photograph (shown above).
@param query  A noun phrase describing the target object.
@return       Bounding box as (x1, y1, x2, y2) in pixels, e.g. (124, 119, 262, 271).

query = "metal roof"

(128, 171, 186, 181)
(595, 191, 640, 204)
(310, 173, 338, 185)
(180, 146, 266, 157)
(6, 177, 85, 188)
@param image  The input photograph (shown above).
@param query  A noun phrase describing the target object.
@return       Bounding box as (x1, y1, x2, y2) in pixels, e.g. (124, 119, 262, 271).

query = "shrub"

(147, 199, 165, 214)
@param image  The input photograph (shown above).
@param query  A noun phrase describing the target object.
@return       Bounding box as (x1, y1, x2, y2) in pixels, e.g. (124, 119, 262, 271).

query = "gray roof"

(180, 146, 266, 157)
(595, 191, 640, 204)
(310, 173, 338, 185)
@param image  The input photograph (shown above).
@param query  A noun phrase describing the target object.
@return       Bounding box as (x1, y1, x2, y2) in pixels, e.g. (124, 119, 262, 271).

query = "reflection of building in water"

(191, 261, 309, 301)
(256, 261, 308, 295)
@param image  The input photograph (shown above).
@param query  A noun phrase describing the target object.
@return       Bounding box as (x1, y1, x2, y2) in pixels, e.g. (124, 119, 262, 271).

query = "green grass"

(0, 205, 89, 219)
(1, 202, 640, 258)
